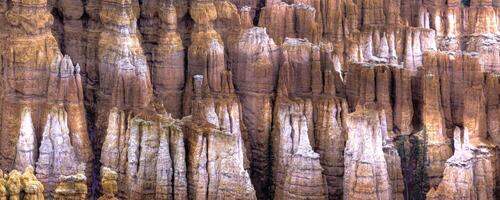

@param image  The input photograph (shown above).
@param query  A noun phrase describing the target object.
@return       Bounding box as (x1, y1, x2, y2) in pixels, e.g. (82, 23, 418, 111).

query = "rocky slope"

(0, 0, 499, 199)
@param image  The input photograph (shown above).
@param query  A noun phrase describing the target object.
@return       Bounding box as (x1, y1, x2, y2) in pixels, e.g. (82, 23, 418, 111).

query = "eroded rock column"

(427, 127, 497, 200)
(343, 107, 392, 200)
(101, 110, 187, 199)
(0, 1, 92, 196)
(232, 27, 279, 199)
(184, 75, 256, 200)
(152, 3, 185, 118)
(95, 0, 152, 146)
(421, 53, 453, 188)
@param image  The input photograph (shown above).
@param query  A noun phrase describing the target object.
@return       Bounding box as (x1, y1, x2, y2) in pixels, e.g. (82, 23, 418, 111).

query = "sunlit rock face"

(93, 3, 155, 194)
(183, 76, 256, 200)
(272, 38, 345, 200)
(36, 108, 80, 197)
(421, 54, 453, 188)
(14, 108, 38, 172)
(427, 127, 497, 200)
(182, 0, 224, 116)
(213, 0, 243, 67)
(2, 166, 45, 200)
(259, 2, 321, 44)
(100, 109, 187, 199)
(0, 0, 92, 197)
(344, 63, 414, 135)
(271, 99, 329, 200)
(180, 2, 256, 196)
(343, 107, 403, 200)
(53, 171, 88, 200)
(94, 0, 154, 161)
(96, 0, 152, 110)
(0, 0, 61, 169)
(1, 0, 500, 199)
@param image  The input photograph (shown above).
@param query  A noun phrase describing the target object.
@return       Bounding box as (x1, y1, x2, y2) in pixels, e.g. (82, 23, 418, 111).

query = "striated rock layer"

(36, 107, 80, 196)
(427, 127, 497, 200)
(343, 107, 400, 200)
(232, 27, 279, 199)
(421, 53, 453, 188)
(53, 170, 88, 200)
(0, 0, 499, 199)
(93, 0, 154, 169)
(183, 75, 256, 200)
(181, 3, 256, 198)
(271, 99, 329, 200)
(101, 109, 187, 199)
(0, 0, 92, 197)
(152, 3, 185, 119)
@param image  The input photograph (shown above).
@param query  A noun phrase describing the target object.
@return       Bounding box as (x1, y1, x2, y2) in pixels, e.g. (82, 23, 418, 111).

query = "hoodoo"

(0, 0, 498, 199)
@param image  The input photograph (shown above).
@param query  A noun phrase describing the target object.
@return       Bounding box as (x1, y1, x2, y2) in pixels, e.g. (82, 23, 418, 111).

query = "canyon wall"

(0, 0, 499, 199)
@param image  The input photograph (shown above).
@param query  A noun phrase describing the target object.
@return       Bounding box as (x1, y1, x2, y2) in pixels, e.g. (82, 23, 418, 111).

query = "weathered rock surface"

(47, 54, 93, 172)
(138, 0, 160, 68)
(100, 109, 187, 199)
(232, 27, 279, 199)
(0, 0, 92, 196)
(152, 4, 185, 119)
(271, 98, 328, 200)
(0, 0, 499, 199)
(427, 127, 497, 200)
(183, 74, 256, 199)
(0, 0, 62, 170)
(14, 108, 38, 172)
(96, 0, 152, 110)
(181, 4, 256, 193)
(56, 0, 86, 71)
(98, 167, 118, 200)
(36, 108, 80, 197)
(314, 96, 348, 199)
(2, 167, 45, 200)
(486, 73, 500, 147)
(182, 0, 224, 116)
(421, 53, 453, 188)
(214, 0, 243, 69)
(343, 107, 398, 200)
(94, 0, 153, 158)
(344, 63, 413, 135)
(53, 169, 88, 200)
(259, 2, 321, 44)
(271, 38, 344, 200)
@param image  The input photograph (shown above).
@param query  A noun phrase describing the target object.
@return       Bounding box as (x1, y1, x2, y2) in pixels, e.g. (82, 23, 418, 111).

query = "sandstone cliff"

(0, 0, 498, 199)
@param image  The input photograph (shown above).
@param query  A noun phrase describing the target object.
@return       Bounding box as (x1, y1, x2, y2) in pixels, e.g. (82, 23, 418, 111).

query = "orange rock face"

(0, 0, 499, 199)
(0, 0, 92, 197)
(152, 4, 185, 118)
